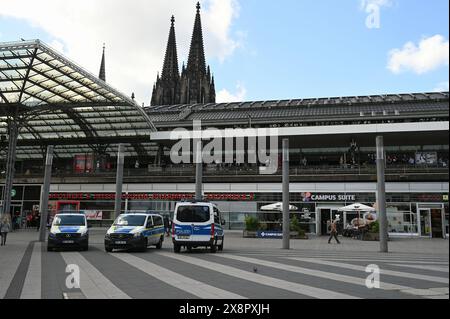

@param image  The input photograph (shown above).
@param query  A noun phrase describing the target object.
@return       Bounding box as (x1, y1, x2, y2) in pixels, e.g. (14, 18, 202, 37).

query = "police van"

(47, 213, 89, 251)
(172, 201, 225, 253)
(105, 212, 165, 252)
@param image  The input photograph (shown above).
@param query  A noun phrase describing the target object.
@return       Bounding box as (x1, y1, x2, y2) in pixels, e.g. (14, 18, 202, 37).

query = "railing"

(13, 163, 449, 178)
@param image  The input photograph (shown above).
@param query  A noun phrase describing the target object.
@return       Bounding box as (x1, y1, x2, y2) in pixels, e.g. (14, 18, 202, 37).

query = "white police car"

(47, 213, 89, 251)
(105, 213, 165, 252)
(172, 201, 225, 253)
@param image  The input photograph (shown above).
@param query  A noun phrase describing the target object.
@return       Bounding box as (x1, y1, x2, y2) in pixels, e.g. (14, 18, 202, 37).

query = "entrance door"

(430, 209, 444, 239)
(320, 209, 331, 235)
(419, 209, 431, 237)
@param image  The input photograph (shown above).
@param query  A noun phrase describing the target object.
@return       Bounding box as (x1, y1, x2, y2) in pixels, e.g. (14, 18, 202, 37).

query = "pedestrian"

(328, 219, 341, 244)
(0, 214, 12, 246)
(163, 216, 170, 237)
(35, 212, 41, 232)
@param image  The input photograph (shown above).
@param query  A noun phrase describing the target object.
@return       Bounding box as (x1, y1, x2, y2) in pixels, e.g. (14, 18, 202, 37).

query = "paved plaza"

(0, 229, 448, 299)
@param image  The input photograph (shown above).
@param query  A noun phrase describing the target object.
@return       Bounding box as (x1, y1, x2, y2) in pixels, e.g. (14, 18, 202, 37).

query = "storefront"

(43, 189, 449, 239)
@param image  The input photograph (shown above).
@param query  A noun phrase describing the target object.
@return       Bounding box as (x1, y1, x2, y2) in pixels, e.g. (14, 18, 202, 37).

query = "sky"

(0, 0, 448, 105)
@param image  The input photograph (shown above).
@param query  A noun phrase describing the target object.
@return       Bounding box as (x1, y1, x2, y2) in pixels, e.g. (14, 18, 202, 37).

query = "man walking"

(328, 219, 341, 244)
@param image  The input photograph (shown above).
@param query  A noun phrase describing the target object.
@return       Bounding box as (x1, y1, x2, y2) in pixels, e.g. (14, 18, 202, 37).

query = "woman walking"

(0, 214, 12, 246)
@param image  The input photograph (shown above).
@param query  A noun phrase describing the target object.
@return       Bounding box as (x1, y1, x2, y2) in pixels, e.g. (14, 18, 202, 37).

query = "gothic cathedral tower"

(151, 2, 216, 106)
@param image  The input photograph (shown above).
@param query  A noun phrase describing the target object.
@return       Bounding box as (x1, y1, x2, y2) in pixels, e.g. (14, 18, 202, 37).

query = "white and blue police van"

(47, 213, 89, 251)
(105, 212, 165, 252)
(172, 201, 225, 253)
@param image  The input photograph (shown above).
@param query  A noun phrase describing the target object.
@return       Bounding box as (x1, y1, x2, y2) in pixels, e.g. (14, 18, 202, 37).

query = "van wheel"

(210, 244, 217, 253)
(47, 246, 52, 252)
(156, 237, 163, 249)
(174, 243, 181, 253)
(218, 238, 224, 251)
(105, 246, 113, 253)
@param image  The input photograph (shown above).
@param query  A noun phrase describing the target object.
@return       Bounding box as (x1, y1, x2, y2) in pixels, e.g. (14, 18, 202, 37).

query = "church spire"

(161, 15, 180, 81)
(186, 2, 206, 76)
(99, 43, 106, 81)
(151, 16, 181, 106)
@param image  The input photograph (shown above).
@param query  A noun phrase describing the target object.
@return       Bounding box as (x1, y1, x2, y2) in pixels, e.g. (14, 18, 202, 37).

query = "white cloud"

(433, 81, 449, 92)
(0, 0, 242, 104)
(216, 82, 247, 103)
(387, 35, 449, 74)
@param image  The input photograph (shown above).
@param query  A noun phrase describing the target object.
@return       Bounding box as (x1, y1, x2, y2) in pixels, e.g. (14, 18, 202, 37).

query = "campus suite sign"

(301, 192, 356, 202)
(49, 193, 255, 201)
(257, 231, 283, 239)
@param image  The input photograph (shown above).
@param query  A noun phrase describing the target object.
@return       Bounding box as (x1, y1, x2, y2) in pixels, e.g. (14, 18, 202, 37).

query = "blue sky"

(0, 0, 448, 103)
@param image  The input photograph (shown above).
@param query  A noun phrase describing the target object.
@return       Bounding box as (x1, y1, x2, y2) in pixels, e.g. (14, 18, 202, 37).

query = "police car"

(47, 213, 89, 251)
(172, 201, 225, 253)
(105, 212, 165, 252)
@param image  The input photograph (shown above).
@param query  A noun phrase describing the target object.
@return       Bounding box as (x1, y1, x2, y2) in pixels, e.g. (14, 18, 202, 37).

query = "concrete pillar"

(376, 136, 389, 253)
(282, 139, 290, 250)
(114, 144, 125, 219)
(39, 145, 54, 242)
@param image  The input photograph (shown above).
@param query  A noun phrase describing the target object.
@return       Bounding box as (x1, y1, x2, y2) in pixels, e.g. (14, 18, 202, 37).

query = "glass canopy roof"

(0, 40, 156, 152)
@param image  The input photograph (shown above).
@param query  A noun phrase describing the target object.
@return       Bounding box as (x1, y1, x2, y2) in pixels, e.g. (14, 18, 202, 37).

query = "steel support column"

(376, 136, 389, 253)
(1, 119, 19, 218)
(114, 144, 125, 219)
(195, 139, 203, 201)
(282, 139, 290, 250)
(39, 145, 54, 242)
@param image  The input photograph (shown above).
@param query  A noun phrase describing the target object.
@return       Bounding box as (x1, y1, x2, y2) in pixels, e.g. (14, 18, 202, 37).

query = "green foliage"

(369, 220, 380, 233)
(290, 215, 306, 237)
(244, 215, 259, 231)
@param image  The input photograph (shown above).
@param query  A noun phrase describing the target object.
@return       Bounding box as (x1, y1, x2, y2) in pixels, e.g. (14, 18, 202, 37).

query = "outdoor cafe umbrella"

(338, 203, 375, 225)
(260, 202, 298, 212)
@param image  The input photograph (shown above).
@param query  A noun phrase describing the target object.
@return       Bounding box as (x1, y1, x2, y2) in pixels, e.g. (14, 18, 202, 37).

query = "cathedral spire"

(99, 43, 106, 81)
(151, 16, 181, 106)
(161, 15, 180, 81)
(186, 2, 206, 76)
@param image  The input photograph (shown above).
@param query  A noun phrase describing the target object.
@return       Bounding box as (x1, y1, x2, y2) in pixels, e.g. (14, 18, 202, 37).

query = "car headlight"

(133, 232, 141, 238)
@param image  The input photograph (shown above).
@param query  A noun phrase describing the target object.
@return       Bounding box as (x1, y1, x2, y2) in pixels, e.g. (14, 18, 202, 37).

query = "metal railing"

(12, 163, 449, 178)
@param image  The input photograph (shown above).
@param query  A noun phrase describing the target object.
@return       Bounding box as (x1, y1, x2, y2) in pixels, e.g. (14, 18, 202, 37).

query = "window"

(214, 207, 221, 224)
(177, 205, 210, 223)
(114, 215, 146, 227)
(153, 216, 163, 227)
(53, 215, 85, 226)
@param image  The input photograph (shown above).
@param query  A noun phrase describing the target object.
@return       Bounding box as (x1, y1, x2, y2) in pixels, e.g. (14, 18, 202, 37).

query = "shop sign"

(49, 192, 255, 201)
(301, 192, 356, 202)
(257, 231, 283, 239)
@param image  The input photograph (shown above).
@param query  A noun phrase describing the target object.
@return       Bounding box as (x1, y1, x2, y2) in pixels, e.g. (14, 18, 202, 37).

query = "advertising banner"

(83, 210, 103, 220)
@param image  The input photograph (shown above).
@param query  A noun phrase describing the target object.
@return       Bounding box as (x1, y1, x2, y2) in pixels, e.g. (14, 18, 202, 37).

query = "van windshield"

(53, 215, 85, 226)
(114, 215, 146, 227)
(176, 205, 210, 223)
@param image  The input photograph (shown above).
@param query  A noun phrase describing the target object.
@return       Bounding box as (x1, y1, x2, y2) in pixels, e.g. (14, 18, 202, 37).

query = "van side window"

(146, 217, 154, 228)
(213, 207, 221, 224)
(153, 216, 163, 227)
